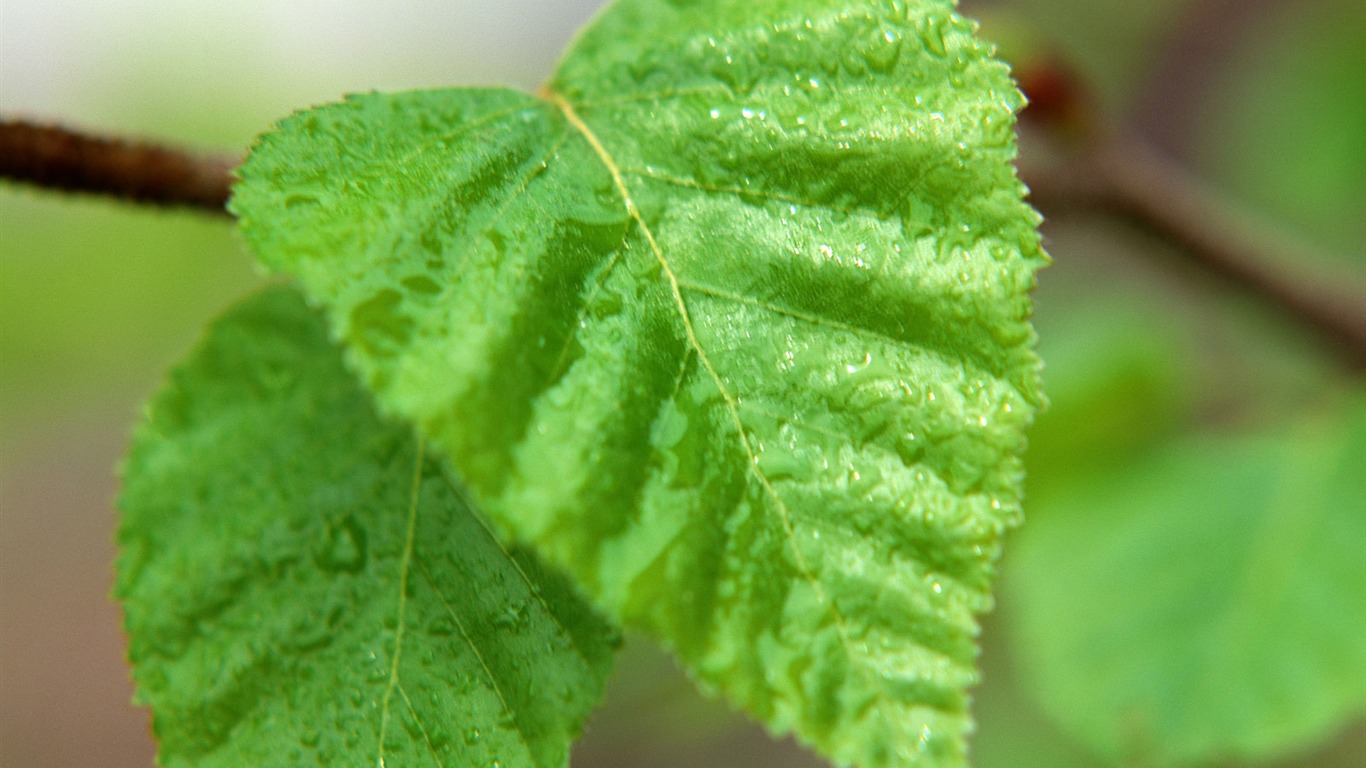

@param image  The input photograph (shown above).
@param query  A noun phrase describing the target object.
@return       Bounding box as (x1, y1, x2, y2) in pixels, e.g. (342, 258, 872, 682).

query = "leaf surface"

(1007, 394, 1366, 765)
(116, 286, 617, 768)
(233, 1, 1045, 765)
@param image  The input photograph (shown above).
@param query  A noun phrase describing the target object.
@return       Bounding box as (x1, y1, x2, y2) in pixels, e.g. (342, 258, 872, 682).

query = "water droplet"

(709, 108, 720, 119)
(401, 274, 440, 296)
(859, 27, 902, 73)
(283, 193, 321, 210)
(316, 515, 367, 574)
(493, 602, 528, 632)
(921, 14, 948, 57)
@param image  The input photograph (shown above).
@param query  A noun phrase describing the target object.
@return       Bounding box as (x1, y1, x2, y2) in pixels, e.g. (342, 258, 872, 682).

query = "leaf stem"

(0, 117, 237, 214)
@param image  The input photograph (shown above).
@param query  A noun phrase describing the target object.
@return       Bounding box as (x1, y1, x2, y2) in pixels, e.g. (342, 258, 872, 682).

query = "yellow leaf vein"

(377, 436, 426, 768)
(551, 92, 886, 720)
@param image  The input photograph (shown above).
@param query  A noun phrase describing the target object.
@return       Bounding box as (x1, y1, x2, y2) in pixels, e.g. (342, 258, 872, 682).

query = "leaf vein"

(676, 277, 959, 365)
(399, 683, 449, 768)
(569, 84, 731, 110)
(553, 92, 898, 729)
(458, 476, 600, 671)
(377, 437, 426, 768)
(545, 243, 628, 385)
(388, 102, 542, 180)
(624, 165, 826, 209)
(416, 559, 529, 760)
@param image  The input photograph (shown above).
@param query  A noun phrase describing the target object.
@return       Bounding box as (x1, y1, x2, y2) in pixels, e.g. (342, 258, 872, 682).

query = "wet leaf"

(233, 1, 1044, 765)
(116, 286, 617, 768)
(1007, 393, 1366, 765)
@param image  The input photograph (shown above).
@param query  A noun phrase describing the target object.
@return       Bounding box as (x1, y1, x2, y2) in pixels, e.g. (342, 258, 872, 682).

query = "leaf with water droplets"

(116, 286, 617, 768)
(232, 1, 1044, 765)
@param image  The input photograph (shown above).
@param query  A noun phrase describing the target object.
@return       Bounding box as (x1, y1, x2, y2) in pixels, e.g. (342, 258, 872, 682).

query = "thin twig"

(1024, 136, 1366, 371)
(3, 108, 1363, 370)
(0, 118, 237, 214)
(1015, 58, 1366, 372)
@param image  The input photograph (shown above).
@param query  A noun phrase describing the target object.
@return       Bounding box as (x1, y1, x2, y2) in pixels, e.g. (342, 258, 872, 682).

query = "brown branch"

(1015, 59, 1366, 373)
(4, 106, 1364, 371)
(1025, 136, 1366, 371)
(0, 118, 238, 214)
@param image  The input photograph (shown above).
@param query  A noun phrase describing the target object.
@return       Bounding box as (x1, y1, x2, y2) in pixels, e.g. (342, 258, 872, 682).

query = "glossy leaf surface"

(116, 286, 617, 768)
(1008, 394, 1366, 765)
(233, 1, 1044, 764)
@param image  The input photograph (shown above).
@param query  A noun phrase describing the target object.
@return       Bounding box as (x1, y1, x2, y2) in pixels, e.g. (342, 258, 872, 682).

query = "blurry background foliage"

(1, 0, 1362, 766)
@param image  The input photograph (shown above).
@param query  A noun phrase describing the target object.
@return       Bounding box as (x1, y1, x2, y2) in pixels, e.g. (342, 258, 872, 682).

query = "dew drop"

(283, 193, 321, 210)
(921, 14, 948, 57)
(316, 515, 367, 574)
(860, 27, 902, 73)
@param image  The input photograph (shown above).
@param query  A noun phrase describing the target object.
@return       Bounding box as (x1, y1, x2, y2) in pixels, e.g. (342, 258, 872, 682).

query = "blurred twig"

(3, 87, 1364, 371)
(0, 118, 237, 214)
(1015, 58, 1366, 372)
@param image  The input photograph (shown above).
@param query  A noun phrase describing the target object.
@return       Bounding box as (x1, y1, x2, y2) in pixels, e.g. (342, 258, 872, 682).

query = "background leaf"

(116, 286, 617, 768)
(1005, 392, 1366, 765)
(233, 1, 1044, 765)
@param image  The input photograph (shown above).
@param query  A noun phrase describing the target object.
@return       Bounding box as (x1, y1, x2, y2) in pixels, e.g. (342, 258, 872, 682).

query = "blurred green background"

(2, 1, 1362, 766)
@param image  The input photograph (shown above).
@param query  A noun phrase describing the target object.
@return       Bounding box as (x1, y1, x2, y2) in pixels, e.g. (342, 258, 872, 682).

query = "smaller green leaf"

(116, 285, 617, 768)
(1006, 393, 1366, 765)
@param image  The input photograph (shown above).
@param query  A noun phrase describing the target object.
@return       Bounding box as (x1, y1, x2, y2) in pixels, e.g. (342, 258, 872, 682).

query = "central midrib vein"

(549, 91, 886, 719)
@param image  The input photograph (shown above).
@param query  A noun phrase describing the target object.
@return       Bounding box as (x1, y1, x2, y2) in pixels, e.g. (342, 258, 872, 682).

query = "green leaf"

(116, 285, 617, 768)
(1006, 393, 1366, 765)
(232, 1, 1044, 765)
